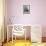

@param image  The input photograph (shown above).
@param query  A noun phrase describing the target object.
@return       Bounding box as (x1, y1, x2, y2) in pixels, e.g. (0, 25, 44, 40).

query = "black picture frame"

(23, 5, 30, 14)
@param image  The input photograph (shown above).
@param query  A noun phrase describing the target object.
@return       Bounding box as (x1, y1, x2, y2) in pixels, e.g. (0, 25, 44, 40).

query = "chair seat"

(13, 31, 25, 36)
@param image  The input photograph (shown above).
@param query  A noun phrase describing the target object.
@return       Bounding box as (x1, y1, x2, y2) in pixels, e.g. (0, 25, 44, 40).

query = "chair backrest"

(12, 25, 25, 36)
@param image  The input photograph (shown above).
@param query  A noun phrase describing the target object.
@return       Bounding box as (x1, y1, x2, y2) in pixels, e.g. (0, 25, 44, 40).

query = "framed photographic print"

(23, 5, 30, 14)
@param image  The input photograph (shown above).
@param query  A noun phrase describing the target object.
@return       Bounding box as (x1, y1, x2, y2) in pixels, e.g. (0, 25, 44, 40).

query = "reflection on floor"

(3, 40, 46, 46)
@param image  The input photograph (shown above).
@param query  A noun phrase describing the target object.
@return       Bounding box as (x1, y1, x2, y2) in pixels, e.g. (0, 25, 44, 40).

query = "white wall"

(7, 0, 46, 37)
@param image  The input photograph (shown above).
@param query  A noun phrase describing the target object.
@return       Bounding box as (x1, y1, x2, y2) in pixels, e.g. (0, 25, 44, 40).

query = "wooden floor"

(3, 40, 46, 46)
(2, 37, 46, 46)
(3, 40, 31, 46)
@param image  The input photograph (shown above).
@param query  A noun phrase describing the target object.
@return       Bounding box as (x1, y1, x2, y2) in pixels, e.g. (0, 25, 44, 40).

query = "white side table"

(31, 25, 42, 43)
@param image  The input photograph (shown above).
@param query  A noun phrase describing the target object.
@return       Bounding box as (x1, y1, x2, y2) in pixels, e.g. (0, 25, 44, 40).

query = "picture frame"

(23, 5, 30, 14)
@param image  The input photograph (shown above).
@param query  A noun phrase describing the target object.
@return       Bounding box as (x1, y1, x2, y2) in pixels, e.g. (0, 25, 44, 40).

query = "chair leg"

(12, 30, 13, 43)
(25, 30, 26, 43)
(1, 42, 3, 46)
(15, 36, 16, 43)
